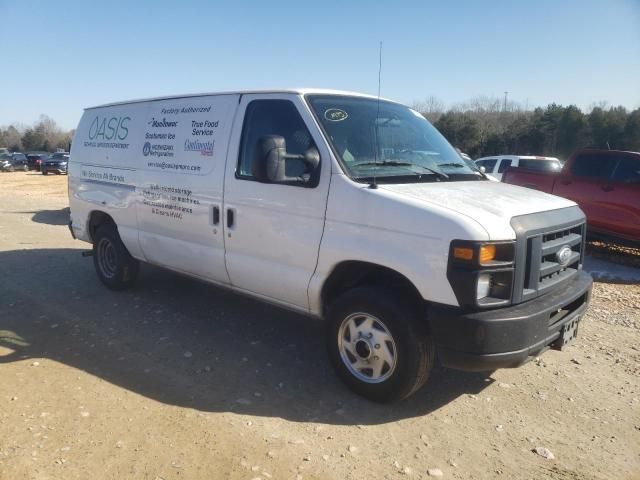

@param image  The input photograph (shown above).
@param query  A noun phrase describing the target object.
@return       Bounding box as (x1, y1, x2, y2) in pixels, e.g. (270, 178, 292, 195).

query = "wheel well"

(321, 261, 425, 316)
(88, 211, 115, 242)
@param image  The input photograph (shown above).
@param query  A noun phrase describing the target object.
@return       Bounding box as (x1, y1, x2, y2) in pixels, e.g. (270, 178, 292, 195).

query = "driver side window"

(237, 100, 317, 183)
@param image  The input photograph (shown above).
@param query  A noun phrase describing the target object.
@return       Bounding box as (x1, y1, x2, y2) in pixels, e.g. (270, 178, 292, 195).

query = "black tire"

(42, 170, 48, 175)
(92, 224, 139, 290)
(326, 286, 434, 403)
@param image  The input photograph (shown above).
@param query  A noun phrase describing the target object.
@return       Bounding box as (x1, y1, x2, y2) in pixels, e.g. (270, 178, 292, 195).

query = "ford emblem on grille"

(556, 246, 573, 266)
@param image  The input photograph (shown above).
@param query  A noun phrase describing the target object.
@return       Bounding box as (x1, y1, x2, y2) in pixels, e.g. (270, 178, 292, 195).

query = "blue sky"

(1, 0, 639, 130)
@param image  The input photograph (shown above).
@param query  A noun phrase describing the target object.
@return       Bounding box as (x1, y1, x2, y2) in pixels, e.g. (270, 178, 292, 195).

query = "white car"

(68, 89, 592, 402)
(475, 155, 562, 181)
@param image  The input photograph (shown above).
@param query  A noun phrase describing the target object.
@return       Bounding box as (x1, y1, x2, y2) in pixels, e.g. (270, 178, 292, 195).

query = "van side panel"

(307, 174, 491, 314)
(136, 95, 239, 283)
(69, 94, 241, 284)
(222, 93, 333, 309)
(69, 104, 149, 259)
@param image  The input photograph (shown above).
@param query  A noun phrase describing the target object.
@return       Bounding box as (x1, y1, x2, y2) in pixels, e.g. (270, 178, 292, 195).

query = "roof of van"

(86, 88, 396, 110)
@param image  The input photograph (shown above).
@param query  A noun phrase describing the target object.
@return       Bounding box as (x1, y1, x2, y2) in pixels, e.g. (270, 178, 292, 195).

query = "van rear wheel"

(326, 286, 434, 402)
(92, 224, 139, 290)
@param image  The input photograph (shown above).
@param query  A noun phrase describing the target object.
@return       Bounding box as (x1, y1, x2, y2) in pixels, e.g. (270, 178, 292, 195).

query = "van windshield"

(306, 95, 482, 183)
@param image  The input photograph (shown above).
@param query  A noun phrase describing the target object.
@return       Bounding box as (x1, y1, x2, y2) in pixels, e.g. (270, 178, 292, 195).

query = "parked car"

(459, 154, 498, 181)
(26, 153, 49, 171)
(475, 155, 562, 181)
(0, 153, 29, 172)
(503, 149, 640, 246)
(68, 89, 592, 402)
(41, 152, 69, 175)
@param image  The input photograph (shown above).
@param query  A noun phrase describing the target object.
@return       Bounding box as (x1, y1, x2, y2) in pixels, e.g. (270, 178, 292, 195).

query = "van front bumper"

(429, 270, 592, 372)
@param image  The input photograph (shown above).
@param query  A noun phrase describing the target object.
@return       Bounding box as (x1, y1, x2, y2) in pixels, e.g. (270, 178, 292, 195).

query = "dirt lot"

(0, 172, 638, 480)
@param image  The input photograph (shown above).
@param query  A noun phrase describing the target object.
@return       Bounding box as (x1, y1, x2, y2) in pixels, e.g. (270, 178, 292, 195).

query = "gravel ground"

(589, 283, 640, 330)
(0, 172, 638, 480)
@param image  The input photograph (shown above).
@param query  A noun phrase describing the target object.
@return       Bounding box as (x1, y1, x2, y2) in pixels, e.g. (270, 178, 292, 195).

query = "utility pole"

(503, 91, 509, 112)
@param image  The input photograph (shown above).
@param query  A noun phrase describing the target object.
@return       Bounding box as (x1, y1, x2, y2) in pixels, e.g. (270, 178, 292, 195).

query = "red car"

(503, 149, 640, 246)
(26, 153, 48, 171)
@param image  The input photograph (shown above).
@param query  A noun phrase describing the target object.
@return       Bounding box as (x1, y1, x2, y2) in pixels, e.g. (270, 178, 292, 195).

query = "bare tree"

(20, 115, 72, 152)
(412, 96, 445, 123)
(586, 100, 609, 113)
(0, 125, 24, 151)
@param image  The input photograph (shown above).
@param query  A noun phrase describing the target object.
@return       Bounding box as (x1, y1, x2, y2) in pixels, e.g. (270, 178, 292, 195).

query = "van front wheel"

(326, 287, 434, 402)
(92, 225, 139, 290)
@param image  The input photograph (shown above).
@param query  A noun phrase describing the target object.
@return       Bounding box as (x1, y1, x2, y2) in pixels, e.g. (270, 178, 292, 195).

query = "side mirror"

(479, 166, 486, 173)
(253, 135, 319, 184)
(253, 135, 288, 183)
(302, 147, 320, 172)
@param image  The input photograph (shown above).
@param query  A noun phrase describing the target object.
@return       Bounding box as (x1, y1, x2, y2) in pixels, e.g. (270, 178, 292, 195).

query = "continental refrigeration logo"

(184, 138, 214, 156)
(84, 115, 131, 149)
(148, 117, 179, 128)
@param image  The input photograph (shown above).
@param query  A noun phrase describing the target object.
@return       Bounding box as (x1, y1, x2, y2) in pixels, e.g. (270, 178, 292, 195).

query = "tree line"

(413, 96, 640, 159)
(3, 99, 640, 159)
(0, 115, 74, 153)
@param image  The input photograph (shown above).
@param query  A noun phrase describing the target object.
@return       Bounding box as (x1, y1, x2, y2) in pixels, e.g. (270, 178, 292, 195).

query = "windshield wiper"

(353, 160, 414, 167)
(467, 164, 489, 179)
(437, 162, 465, 168)
(352, 161, 449, 180)
(439, 161, 488, 179)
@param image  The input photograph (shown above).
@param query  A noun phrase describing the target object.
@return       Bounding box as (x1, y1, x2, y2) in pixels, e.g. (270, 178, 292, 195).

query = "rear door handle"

(560, 179, 572, 186)
(227, 208, 235, 228)
(212, 206, 220, 225)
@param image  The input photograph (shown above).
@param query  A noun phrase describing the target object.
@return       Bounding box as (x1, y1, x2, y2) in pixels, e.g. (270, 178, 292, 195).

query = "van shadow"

(16, 207, 70, 226)
(0, 248, 493, 425)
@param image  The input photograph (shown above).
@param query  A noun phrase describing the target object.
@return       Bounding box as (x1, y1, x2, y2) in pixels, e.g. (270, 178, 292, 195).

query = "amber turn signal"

(479, 244, 496, 263)
(453, 247, 474, 261)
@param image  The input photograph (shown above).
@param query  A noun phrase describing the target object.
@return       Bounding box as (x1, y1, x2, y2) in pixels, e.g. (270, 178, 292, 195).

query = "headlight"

(476, 273, 492, 299)
(448, 240, 515, 309)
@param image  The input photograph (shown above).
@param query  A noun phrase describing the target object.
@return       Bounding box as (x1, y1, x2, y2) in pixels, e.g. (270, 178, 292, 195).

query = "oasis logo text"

(88, 116, 130, 141)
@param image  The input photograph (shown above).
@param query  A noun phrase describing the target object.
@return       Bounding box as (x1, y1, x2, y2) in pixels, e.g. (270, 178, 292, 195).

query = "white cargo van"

(68, 89, 592, 402)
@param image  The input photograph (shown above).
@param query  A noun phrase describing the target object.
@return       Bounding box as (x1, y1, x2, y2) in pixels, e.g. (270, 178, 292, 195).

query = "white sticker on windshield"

(324, 108, 349, 122)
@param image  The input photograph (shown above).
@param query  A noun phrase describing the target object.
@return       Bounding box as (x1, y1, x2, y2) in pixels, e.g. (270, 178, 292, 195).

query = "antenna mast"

(370, 41, 383, 190)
